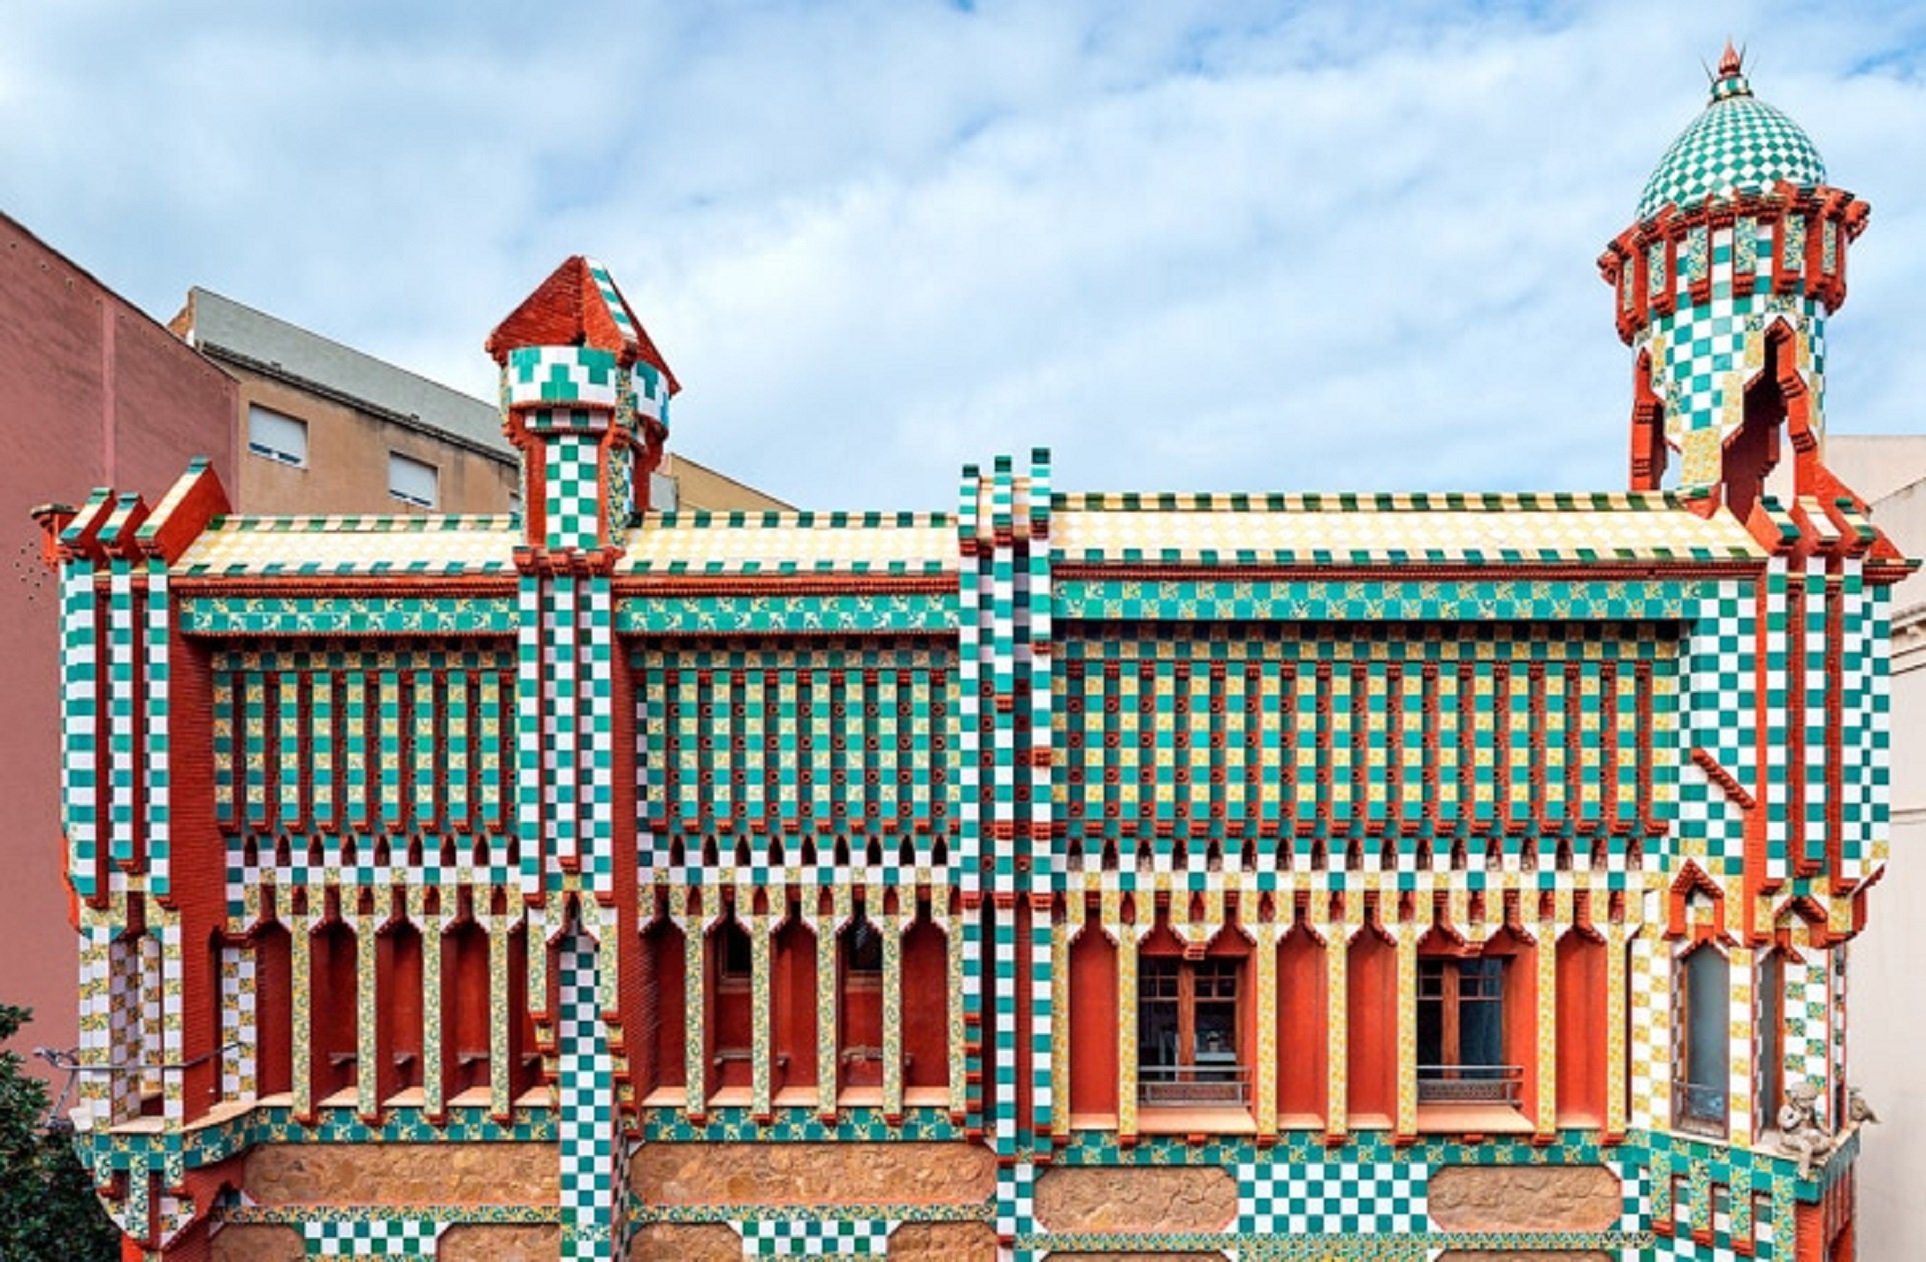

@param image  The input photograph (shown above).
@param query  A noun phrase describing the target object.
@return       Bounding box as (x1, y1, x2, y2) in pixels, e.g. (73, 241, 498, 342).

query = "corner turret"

(1600, 46, 1870, 523)
(486, 257, 680, 562)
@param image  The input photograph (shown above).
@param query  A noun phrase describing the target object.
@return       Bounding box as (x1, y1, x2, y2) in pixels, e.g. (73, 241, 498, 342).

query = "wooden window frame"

(1137, 955, 1247, 1108)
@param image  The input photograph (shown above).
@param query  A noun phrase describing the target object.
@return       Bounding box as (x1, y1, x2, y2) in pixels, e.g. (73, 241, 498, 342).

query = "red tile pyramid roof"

(485, 255, 680, 396)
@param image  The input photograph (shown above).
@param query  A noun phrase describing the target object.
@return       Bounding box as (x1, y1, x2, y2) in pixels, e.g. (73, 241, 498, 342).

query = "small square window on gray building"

(649, 471, 679, 513)
(247, 405, 307, 467)
(389, 453, 438, 509)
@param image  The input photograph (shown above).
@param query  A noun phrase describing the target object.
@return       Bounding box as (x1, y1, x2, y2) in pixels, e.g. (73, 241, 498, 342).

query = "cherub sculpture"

(1777, 1078, 1833, 1179)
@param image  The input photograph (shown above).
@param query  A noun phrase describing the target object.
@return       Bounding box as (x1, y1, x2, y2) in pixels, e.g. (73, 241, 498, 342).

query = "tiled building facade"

(46, 54, 1903, 1261)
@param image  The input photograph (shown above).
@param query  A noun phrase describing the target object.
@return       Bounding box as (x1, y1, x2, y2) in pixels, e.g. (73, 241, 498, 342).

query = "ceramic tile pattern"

(1638, 67, 1826, 221)
(47, 99, 1901, 1260)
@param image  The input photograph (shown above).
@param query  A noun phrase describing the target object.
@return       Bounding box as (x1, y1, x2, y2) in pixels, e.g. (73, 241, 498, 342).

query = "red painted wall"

(772, 916, 817, 1092)
(1277, 926, 1327, 1124)
(376, 920, 423, 1102)
(642, 920, 686, 1091)
(0, 214, 236, 1079)
(252, 923, 291, 1097)
(901, 915, 948, 1091)
(309, 920, 358, 1104)
(1556, 931, 1608, 1126)
(443, 919, 490, 1097)
(1067, 922, 1117, 1116)
(1346, 930, 1396, 1123)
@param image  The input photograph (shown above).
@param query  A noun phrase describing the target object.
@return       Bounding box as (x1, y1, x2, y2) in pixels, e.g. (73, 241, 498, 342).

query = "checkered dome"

(1637, 70, 1825, 221)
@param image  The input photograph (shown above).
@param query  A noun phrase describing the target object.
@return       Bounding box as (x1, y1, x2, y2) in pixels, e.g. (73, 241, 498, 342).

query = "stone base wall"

(629, 1142, 995, 1205)
(243, 1143, 559, 1205)
(889, 1223, 1000, 1259)
(627, 1222, 743, 1261)
(210, 1225, 304, 1262)
(1033, 1166, 1239, 1234)
(439, 1224, 560, 1260)
(1427, 1166, 1622, 1232)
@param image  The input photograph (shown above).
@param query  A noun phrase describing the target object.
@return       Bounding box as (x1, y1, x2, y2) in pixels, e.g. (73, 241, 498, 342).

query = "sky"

(3, 0, 1924, 510)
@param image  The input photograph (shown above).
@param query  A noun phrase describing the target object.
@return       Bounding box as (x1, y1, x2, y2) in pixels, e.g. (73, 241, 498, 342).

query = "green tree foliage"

(0, 1005, 120, 1262)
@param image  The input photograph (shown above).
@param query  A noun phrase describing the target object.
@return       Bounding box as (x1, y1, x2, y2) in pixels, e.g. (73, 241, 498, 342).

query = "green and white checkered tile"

(585, 259, 638, 342)
(1235, 1159, 1426, 1236)
(558, 928, 616, 1260)
(632, 360, 670, 425)
(62, 561, 100, 898)
(735, 1218, 895, 1257)
(545, 436, 604, 550)
(301, 1218, 445, 1256)
(507, 345, 620, 408)
(1638, 69, 1826, 221)
(1654, 1232, 1751, 1262)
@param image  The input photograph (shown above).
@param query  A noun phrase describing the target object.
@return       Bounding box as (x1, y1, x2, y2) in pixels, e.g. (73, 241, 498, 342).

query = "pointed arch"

(1667, 861, 1730, 942)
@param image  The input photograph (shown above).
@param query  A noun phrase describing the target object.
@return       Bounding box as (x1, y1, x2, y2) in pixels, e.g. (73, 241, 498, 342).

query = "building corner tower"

(1600, 43, 1871, 522)
(1600, 46, 1909, 1262)
(486, 257, 681, 1260)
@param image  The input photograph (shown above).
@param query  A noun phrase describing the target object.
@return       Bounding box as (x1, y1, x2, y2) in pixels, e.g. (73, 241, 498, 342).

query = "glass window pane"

(389, 453, 438, 508)
(1416, 994, 1443, 1065)
(1683, 947, 1730, 1124)
(1459, 995, 1504, 1066)
(1194, 1002, 1236, 1061)
(1758, 953, 1783, 1124)
(248, 405, 307, 466)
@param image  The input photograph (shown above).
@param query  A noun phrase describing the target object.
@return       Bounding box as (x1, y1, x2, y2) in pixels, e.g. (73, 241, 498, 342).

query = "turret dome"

(1636, 46, 1826, 222)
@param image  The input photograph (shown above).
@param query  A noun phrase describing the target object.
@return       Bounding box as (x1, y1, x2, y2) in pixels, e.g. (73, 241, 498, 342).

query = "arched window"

(708, 913, 754, 1096)
(839, 904, 886, 1090)
(1675, 944, 1730, 1134)
(1138, 922, 1251, 1112)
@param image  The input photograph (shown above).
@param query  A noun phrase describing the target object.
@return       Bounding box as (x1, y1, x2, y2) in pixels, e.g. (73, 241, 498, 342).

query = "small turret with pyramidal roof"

(1601, 44, 1871, 525)
(486, 256, 681, 563)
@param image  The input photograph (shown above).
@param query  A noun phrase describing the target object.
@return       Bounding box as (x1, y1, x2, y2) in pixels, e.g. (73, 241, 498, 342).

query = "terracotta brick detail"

(438, 1224, 560, 1261)
(629, 1142, 995, 1205)
(211, 1225, 304, 1262)
(242, 1144, 558, 1205)
(888, 1222, 1000, 1259)
(1427, 1165, 1622, 1232)
(1032, 1166, 1239, 1234)
(627, 1223, 742, 1261)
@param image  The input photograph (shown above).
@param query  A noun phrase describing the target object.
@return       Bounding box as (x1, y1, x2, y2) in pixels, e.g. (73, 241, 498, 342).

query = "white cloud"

(2, 0, 1923, 507)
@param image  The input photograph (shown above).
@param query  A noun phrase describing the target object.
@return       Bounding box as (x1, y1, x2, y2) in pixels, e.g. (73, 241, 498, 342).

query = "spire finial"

(1707, 40, 1752, 101)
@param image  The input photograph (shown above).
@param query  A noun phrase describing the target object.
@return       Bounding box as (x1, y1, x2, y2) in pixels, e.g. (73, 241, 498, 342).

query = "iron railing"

(1416, 1063, 1523, 1106)
(1138, 1062, 1250, 1107)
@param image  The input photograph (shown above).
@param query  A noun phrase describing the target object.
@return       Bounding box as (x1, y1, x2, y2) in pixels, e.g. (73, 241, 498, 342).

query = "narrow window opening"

(1675, 943, 1731, 1135)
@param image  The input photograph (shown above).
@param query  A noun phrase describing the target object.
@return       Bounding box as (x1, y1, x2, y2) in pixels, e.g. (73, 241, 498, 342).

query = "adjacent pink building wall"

(0, 213, 237, 1076)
